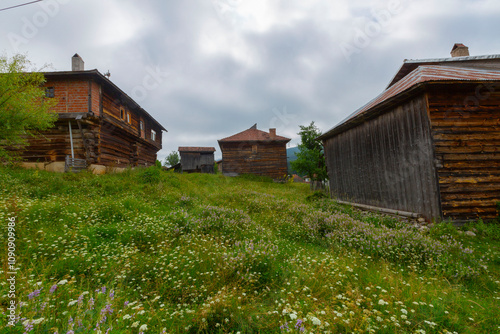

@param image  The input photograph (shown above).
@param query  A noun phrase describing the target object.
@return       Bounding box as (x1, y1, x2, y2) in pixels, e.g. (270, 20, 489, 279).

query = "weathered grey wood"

(323, 95, 442, 221)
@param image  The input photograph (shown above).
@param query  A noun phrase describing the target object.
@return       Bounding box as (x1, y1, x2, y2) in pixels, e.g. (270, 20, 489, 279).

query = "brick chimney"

(450, 43, 469, 57)
(269, 128, 276, 139)
(72, 53, 84, 71)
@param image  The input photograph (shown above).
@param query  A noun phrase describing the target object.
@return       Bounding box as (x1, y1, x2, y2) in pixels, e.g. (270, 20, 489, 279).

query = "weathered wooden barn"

(20, 54, 166, 173)
(319, 45, 500, 222)
(218, 124, 290, 180)
(178, 147, 215, 173)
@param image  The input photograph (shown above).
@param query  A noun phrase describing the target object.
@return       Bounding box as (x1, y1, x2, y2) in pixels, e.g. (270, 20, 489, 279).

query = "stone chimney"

(72, 53, 84, 71)
(269, 128, 276, 139)
(450, 43, 469, 57)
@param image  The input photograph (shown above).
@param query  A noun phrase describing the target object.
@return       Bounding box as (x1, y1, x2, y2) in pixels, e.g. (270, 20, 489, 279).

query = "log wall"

(22, 119, 99, 164)
(323, 95, 442, 221)
(220, 141, 288, 179)
(427, 83, 500, 221)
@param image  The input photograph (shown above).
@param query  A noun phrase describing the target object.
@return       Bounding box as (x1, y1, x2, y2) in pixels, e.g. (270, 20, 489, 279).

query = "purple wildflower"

(23, 320, 33, 333)
(88, 297, 95, 310)
(77, 294, 84, 305)
(295, 319, 304, 330)
(101, 286, 106, 294)
(280, 321, 289, 332)
(109, 290, 115, 300)
(66, 331, 75, 334)
(124, 301, 129, 307)
(49, 284, 58, 293)
(28, 289, 41, 300)
(105, 304, 113, 314)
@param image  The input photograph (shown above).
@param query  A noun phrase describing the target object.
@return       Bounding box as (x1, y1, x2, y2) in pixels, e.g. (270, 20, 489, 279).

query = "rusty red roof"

(320, 65, 500, 140)
(387, 54, 500, 88)
(178, 147, 216, 153)
(219, 127, 290, 143)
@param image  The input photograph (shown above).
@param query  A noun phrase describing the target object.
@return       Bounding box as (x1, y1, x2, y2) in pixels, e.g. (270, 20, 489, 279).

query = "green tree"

(163, 151, 180, 167)
(291, 122, 327, 187)
(0, 54, 57, 162)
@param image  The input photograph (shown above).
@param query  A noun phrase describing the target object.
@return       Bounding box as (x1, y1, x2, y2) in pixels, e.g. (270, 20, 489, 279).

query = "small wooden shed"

(218, 124, 290, 179)
(319, 46, 500, 222)
(178, 147, 216, 173)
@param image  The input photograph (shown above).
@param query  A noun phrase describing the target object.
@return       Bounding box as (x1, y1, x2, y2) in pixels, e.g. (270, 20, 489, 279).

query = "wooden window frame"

(45, 87, 55, 98)
(139, 120, 145, 138)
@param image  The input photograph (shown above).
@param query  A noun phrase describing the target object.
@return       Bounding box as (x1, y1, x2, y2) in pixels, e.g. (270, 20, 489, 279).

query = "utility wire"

(0, 0, 44, 12)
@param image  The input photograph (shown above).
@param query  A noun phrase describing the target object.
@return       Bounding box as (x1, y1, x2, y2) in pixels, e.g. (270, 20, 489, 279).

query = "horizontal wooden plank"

(434, 145, 499, 154)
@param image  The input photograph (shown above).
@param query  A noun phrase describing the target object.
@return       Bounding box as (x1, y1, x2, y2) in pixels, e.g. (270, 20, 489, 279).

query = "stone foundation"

(19, 162, 129, 175)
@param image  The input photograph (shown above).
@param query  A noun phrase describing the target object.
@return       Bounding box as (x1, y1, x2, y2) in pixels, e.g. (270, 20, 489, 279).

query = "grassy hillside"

(1, 167, 499, 333)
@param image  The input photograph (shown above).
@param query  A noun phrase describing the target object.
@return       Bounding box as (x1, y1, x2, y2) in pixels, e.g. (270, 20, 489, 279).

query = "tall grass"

(0, 167, 499, 333)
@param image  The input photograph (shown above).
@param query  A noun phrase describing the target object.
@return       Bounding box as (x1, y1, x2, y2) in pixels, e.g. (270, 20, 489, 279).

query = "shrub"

(138, 166, 162, 184)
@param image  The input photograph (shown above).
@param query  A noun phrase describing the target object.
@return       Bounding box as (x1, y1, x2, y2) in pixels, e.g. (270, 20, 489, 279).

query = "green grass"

(0, 166, 499, 333)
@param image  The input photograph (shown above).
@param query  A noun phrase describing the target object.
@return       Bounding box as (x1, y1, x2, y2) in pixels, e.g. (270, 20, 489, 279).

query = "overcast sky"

(1, 0, 500, 160)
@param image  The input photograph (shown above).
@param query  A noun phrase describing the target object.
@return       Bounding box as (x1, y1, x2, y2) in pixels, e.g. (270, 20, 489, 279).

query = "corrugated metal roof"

(320, 65, 500, 140)
(219, 127, 290, 143)
(387, 54, 500, 88)
(178, 147, 216, 153)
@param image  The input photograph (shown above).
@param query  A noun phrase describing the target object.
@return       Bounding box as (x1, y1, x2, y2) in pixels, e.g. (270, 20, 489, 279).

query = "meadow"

(0, 166, 499, 333)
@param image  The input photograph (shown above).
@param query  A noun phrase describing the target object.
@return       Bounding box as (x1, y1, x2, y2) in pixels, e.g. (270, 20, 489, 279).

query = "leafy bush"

(138, 166, 162, 184)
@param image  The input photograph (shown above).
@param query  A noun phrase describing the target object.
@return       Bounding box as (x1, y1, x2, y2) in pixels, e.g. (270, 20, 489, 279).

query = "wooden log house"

(178, 147, 216, 173)
(218, 124, 290, 180)
(319, 44, 500, 222)
(19, 54, 166, 173)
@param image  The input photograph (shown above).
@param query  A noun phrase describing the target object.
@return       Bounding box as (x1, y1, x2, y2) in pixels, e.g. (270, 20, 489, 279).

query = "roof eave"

(319, 83, 426, 140)
(43, 69, 167, 132)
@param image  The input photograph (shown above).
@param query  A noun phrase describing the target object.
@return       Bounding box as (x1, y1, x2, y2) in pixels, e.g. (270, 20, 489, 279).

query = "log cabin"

(319, 44, 500, 222)
(218, 124, 290, 180)
(20, 54, 166, 173)
(178, 147, 215, 173)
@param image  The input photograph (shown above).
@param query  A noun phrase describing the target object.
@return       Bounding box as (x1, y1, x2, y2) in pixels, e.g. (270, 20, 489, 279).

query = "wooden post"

(68, 121, 74, 159)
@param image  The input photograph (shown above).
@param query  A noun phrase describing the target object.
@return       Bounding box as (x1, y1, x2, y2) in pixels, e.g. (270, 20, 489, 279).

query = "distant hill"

(287, 146, 300, 175)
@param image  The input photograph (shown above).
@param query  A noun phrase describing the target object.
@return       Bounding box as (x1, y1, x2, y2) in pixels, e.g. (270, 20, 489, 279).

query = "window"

(45, 87, 55, 98)
(252, 145, 258, 153)
(126, 112, 131, 124)
(120, 107, 125, 120)
(151, 130, 156, 141)
(139, 121, 145, 138)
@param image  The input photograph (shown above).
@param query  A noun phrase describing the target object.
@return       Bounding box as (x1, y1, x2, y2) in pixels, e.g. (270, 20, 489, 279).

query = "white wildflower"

(139, 324, 147, 331)
(57, 279, 68, 285)
(289, 313, 297, 320)
(131, 321, 140, 328)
